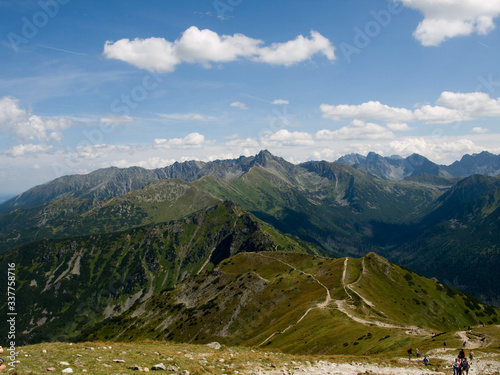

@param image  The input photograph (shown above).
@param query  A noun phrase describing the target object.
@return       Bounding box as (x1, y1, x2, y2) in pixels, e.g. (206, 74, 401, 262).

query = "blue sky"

(1, 0, 500, 195)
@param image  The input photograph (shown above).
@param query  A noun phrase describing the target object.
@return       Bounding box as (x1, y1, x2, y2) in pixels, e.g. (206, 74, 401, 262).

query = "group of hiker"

(407, 345, 474, 372)
(452, 352, 471, 375)
(407, 348, 429, 366)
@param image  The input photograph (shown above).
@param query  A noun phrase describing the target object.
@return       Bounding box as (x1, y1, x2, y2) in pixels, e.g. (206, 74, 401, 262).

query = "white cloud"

(254, 30, 335, 66)
(321, 91, 500, 125)
(4, 143, 52, 157)
(230, 101, 248, 110)
(320, 101, 414, 122)
(0, 96, 74, 142)
(262, 129, 315, 146)
(103, 27, 335, 72)
(154, 132, 206, 148)
(103, 37, 180, 73)
(436, 91, 500, 116)
(388, 137, 485, 161)
(157, 113, 213, 121)
(472, 126, 489, 133)
(174, 26, 260, 66)
(113, 157, 176, 169)
(272, 99, 289, 105)
(387, 122, 412, 131)
(316, 120, 395, 140)
(397, 0, 500, 46)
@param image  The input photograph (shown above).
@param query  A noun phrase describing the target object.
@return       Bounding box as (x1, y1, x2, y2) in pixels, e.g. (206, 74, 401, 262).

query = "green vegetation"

(83, 252, 499, 355)
(0, 202, 323, 345)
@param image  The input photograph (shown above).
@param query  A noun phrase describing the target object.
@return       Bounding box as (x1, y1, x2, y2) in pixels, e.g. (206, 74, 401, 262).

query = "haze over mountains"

(0, 150, 499, 348)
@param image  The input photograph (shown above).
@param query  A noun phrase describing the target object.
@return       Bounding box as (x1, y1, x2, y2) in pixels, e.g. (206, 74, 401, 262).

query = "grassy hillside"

(194, 162, 442, 256)
(382, 176, 500, 306)
(0, 201, 322, 345)
(0, 179, 220, 252)
(84, 252, 499, 355)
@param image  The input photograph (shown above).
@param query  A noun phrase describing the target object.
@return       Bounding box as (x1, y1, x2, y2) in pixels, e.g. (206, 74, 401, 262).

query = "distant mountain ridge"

(337, 151, 500, 181)
(2, 150, 499, 212)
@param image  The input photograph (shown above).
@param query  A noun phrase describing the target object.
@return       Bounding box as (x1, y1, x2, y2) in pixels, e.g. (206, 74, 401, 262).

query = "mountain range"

(336, 150, 500, 180)
(0, 150, 499, 348)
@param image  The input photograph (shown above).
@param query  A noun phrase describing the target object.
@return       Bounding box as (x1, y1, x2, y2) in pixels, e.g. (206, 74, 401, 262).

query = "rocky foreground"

(10, 340, 500, 375)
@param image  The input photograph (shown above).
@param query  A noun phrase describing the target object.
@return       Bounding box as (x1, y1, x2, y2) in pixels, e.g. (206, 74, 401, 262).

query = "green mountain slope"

(0, 179, 220, 252)
(194, 160, 443, 256)
(84, 252, 499, 355)
(0, 201, 322, 345)
(383, 175, 500, 306)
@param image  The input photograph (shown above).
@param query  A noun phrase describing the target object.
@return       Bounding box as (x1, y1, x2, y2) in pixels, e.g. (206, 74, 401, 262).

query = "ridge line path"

(256, 253, 331, 346)
(333, 257, 429, 335)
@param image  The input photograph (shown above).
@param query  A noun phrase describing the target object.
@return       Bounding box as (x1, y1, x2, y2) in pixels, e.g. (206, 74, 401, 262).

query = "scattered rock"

(180, 371, 189, 375)
(42, 349, 47, 354)
(151, 363, 166, 370)
(128, 365, 143, 371)
(46, 367, 56, 371)
(59, 361, 70, 366)
(61, 368, 73, 373)
(167, 365, 179, 372)
(113, 359, 126, 363)
(206, 342, 221, 350)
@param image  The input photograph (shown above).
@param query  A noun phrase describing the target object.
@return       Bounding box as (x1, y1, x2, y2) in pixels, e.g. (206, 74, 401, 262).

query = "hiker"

(443, 341, 447, 349)
(408, 348, 412, 360)
(452, 357, 460, 375)
(416, 348, 420, 358)
(459, 349, 466, 359)
(469, 351, 474, 361)
(423, 355, 429, 366)
(461, 358, 470, 375)
(457, 358, 463, 375)
(463, 339, 467, 347)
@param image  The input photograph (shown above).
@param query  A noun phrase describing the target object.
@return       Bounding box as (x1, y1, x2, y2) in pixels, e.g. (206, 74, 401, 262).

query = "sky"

(1, 0, 500, 195)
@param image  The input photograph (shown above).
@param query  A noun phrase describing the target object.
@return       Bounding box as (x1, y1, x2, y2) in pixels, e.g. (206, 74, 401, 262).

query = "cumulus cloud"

(321, 91, 500, 124)
(320, 101, 414, 122)
(316, 120, 395, 140)
(103, 27, 335, 72)
(436, 91, 500, 116)
(4, 144, 52, 157)
(230, 101, 248, 110)
(254, 31, 335, 66)
(387, 122, 412, 131)
(261, 129, 315, 146)
(397, 0, 500, 46)
(0, 96, 73, 143)
(472, 127, 489, 133)
(388, 137, 485, 161)
(154, 132, 206, 148)
(272, 99, 289, 105)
